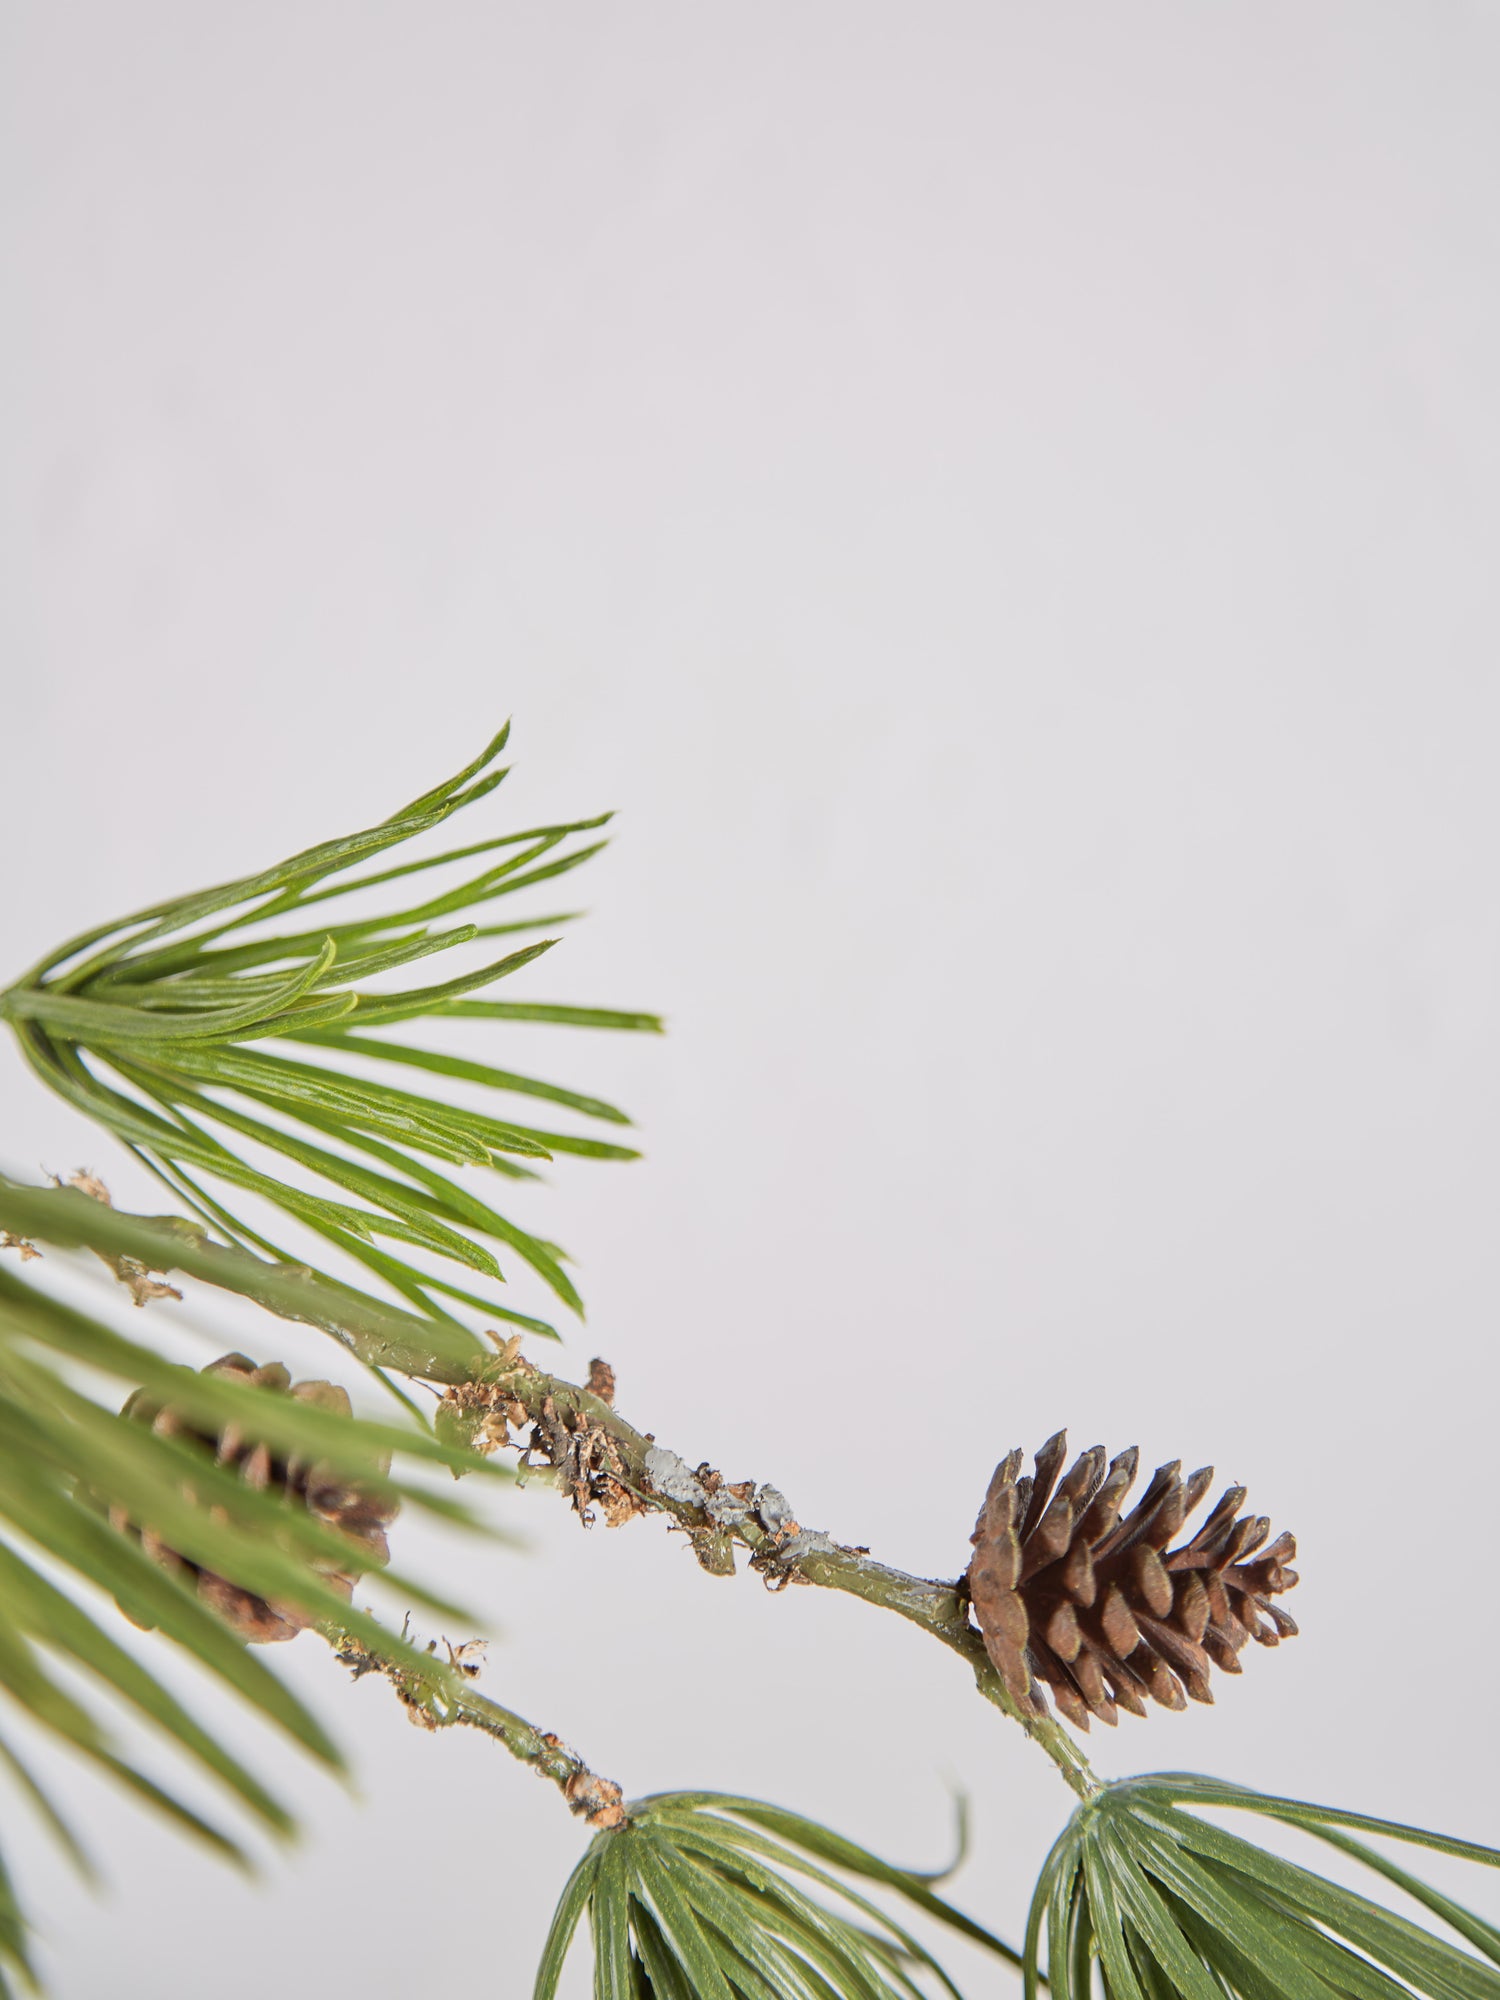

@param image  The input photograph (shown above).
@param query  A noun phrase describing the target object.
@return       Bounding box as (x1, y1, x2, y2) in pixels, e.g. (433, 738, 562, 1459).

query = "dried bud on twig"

(55, 1171, 183, 1306)
(563, 1769, 628, 1830)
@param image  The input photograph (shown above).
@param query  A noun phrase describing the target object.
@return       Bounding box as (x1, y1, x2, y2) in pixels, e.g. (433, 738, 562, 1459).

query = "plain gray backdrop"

(3, 5, 1498, 1994)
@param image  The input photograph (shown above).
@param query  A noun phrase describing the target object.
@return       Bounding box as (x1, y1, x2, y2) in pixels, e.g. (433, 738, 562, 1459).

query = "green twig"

(326, 1625, 626, 1828)
(445, 1360, 1101, 1802)
(0, 1181, 1099, 1800)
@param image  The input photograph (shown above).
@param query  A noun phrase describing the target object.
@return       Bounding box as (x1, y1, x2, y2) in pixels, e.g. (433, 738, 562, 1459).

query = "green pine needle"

(536, 1792, 1021, 2000)
(0, 1193, 509, 1991)
(1025, 1774, 1500, 2000)
(1, 728, 661, 1336)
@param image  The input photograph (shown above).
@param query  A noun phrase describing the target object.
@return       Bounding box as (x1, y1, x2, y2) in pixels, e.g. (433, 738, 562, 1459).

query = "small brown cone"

(114, 1353, 399, 1643)
(967, 1431, 1297, 1730)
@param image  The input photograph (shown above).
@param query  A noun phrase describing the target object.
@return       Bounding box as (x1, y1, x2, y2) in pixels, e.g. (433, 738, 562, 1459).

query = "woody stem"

(446, 1363, 1102, 1802)
(0, 1186, 1101, 1802)
(323, 1624, 628, 1826)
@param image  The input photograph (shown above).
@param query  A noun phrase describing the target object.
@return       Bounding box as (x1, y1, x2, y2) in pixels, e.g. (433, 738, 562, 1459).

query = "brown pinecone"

(966, 1430, 1298, 1731)
(115, 1352, 399, 1643)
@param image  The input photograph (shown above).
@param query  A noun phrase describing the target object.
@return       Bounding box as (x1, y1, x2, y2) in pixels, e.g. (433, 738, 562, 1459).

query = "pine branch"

(0, 1179, 1097, 1799)
(321, 1615, 1021, 1991)
(0, 1191, 513, 1995)
(0, 1180, 485, 1379)
(1, 728, 660, 1339)
(326, 1621, 628, 1828)
(9, 1191, 1499, 2000)
(439, 1356, 1103, 1799)
(7, 732, 1498, 2000)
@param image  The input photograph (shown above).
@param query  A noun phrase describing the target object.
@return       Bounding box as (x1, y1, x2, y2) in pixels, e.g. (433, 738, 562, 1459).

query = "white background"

(4, 6, 1499, 1994)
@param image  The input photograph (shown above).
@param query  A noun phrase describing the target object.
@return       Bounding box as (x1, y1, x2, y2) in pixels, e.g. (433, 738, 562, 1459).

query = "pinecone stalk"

(967, 1431, 1298, 1731)
(115, 1353, 399, 1643)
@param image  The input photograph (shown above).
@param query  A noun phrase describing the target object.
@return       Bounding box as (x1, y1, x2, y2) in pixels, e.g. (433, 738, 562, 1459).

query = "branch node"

(563, 1769, 628, 1830)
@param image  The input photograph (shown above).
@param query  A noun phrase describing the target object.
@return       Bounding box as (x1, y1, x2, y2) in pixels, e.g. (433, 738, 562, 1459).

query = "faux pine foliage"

(0, 1187, 498, 1994)
(1026, 1778, 1500, 2000)
(2, 722, 657, 1342)
(536, 1794, 1020, 1999)
(2, 734, 1497, 1999)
